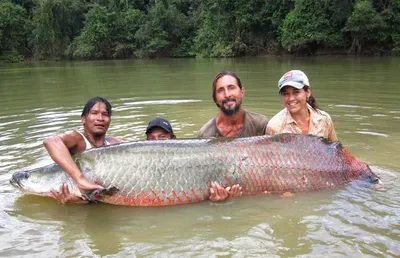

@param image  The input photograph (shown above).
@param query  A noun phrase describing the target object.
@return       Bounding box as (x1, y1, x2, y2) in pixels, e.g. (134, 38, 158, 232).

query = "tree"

(343, 0, 386, 53)
(30, 0, 86, 59)
(67, 4, 142, 59)
(280, 0, 351, 53)
(134, 1, 190, 57)
(0, 0, 31, 62)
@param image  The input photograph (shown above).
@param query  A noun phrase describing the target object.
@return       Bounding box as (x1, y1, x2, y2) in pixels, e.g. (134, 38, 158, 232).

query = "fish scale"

(10, 134, 380, 206)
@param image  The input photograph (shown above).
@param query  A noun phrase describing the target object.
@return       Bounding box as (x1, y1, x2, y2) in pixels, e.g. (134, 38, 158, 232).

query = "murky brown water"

(0, 57, 399, 257)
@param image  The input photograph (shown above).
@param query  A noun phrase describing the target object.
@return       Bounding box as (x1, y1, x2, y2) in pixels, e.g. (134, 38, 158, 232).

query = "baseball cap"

(145, 117, 174, 134)
(278, 70, 310, 93)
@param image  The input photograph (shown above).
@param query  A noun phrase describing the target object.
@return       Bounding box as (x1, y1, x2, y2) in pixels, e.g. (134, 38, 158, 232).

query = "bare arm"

(43, 131, 103, 191)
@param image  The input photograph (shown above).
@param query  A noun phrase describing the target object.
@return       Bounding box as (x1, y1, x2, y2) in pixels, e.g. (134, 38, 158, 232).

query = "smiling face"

(81, 102, 111, 136)
(280, 86, 311, 115)
(214, 75, 245, 116)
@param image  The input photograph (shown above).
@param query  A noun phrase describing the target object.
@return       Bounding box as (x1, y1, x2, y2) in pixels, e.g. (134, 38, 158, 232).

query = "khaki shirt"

(266, 104, 338, 142)
(198, 110, 269, 138)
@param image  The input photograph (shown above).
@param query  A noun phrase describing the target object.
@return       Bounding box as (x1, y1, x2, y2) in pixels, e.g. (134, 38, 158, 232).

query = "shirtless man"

(46, 97, 122, 204)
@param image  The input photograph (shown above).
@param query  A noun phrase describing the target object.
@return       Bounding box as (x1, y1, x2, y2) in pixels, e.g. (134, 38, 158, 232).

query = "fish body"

(10, 134, 379, 206)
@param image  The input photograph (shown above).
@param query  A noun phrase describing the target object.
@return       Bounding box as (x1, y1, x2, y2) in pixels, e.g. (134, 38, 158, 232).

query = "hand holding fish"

(75, 176, 103, 192)
(50, 183, 88, 204)
(209, 182, 242, 201)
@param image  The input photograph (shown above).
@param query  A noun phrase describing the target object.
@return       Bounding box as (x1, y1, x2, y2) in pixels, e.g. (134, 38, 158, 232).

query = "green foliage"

(2, 0, 400, 60)
(134, 1, 191, 57)
(378, 0, 400, 53)
(343, 0, 386, 53)
(280, 0, 349, 52)
(195, 0, 281, 57)
(0, 0, 31, 62)
(30, 0, 86, 59)
(66, 5, 142, 59)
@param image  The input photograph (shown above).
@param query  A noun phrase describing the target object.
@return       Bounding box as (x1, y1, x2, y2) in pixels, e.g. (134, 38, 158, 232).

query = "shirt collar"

(285, 104, 323, 125)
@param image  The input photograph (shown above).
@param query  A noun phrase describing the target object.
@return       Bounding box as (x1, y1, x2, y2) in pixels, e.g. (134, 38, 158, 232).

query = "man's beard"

(220, 98, 241, 116)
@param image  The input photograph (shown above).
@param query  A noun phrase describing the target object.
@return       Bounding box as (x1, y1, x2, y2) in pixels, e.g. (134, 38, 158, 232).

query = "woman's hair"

(303, 86, 318, 110)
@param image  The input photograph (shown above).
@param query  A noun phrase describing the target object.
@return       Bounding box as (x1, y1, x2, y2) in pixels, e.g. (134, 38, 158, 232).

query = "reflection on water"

(0, 57, 399, 257)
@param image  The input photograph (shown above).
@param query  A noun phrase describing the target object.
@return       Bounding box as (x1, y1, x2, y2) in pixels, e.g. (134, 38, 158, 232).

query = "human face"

(146, 127, 174, 140)
(81, 102, 111, 136)
(214, 75, 245, 116)
(281, 86, 311, 114)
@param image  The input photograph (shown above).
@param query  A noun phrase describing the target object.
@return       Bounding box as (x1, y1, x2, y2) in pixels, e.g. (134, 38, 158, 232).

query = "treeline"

(1, 0, 399, 62)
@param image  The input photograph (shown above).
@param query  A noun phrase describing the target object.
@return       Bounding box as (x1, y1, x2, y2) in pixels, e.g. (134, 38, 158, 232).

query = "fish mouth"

(10, 171, 30, 188)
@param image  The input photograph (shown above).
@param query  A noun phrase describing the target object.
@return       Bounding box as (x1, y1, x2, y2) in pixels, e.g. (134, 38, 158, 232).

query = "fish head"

(10, 170, 30, 189)
(10, 163, 75, 196)
(360, 163, 381, 184)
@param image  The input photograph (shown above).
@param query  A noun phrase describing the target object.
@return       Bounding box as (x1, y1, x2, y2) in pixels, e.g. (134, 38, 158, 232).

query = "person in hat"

(198, 70, 268, 138)
(145, 117, 176, 140)
(266, 70, 338, 142)
(147, 117, 242, 202)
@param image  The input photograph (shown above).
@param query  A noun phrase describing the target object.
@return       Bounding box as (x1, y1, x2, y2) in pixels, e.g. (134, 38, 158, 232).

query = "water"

(0, 57, 399, 257)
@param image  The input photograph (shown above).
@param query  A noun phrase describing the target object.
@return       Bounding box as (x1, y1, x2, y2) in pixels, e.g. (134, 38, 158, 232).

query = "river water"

(0, 57, 399, 257)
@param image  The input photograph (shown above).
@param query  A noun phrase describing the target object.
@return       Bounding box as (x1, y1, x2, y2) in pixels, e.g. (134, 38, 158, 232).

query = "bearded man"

(198, 71, 269, 138)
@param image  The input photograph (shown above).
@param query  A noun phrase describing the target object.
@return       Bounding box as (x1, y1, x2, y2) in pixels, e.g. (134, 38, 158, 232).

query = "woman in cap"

(266, 70, 338, 142)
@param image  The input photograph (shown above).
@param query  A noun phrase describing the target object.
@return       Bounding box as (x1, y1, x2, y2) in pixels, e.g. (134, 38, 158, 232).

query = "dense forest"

(0, 0, 399, 62)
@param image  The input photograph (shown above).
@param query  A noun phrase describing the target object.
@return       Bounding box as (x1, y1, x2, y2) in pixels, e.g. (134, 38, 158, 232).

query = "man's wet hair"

(212, 71, 243, 106)
(81, 97, 112, 117)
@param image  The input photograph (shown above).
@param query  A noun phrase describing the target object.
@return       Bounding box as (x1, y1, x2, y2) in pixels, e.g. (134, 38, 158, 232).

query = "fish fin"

(82, 186, 120, 203)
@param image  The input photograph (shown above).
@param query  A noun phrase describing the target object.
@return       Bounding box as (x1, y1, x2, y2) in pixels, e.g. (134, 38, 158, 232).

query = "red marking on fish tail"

(291, 169, 305, 192)
(191, 189, 201, 202)
(171, 190, 184, 204)
(161, 189, 175, 205)
(182, 191, 193, 203)
(199, 187, 208, 199)
(241, 173, 250, 194)
(129, 197, 136, 205)
(303, 167, 317, 190)
(166, 197, 174, 205)
(151, 189, 164, 205)
(281, 167, 293, 193)
(224, 175, 233, 187)
(273, 167, 284, 193)
(327, 169, 339, 188)
(249, 171, 258, 193)
(248, 169, 261, 193)
(140, 190, 156, 205)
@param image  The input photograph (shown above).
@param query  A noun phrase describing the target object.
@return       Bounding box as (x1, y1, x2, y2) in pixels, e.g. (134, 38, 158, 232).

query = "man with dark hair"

(45, 96, 122, 204)
(198, 71, 269, 138)
(197, 71, 267, 200)
(51, 112, 241, 204)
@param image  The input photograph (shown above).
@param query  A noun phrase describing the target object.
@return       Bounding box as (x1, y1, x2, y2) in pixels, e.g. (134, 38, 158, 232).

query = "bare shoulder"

(106, 136, 124, 144)
(44, 130, 84, 150)
(60, 130, 84, 142)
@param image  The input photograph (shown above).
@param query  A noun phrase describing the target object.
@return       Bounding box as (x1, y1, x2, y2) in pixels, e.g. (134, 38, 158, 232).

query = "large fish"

(10, 134, 379, 206)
